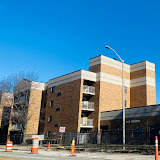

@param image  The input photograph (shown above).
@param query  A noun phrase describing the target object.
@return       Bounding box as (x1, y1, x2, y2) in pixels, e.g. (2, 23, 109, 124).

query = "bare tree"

(0, 71, 38, 93)
(0, 71, 39, 138)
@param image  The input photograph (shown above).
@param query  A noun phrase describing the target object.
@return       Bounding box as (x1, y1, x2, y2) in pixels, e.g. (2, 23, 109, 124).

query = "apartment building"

(38, 55, 156, 134)
(0, 91, 13, 136)
(9, 79, 44, 135)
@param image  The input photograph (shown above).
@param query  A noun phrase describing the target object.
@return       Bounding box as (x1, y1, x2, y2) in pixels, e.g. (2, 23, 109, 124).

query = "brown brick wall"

(25, 89, 42, 135)
(0, 95, 13, 135)
(38, 91, 47, 134)
(89, 64, 101, 73)
(89, 81, 130, 132)
(99, 81, 130, 112)
(44, 79, 82, 133)
(130, 69, 155, 79)
(146, 69, 155, 79)
(130, 85, 147, 108)
(146, 85, 156, 105)
(101, 64, 130, 79)
(89, 64, 130, 79)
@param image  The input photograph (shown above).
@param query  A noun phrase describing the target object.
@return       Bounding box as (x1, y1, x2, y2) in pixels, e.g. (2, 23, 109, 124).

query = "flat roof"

(101, 104, 160, 121)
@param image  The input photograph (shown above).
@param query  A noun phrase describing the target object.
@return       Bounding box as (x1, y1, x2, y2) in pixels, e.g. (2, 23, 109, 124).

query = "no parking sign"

(59, 127, 66, 133)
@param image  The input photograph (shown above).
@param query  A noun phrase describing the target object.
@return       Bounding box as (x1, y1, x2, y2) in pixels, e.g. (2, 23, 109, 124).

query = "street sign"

(59, 127, 66, 133)
(32, 135, 44, 140)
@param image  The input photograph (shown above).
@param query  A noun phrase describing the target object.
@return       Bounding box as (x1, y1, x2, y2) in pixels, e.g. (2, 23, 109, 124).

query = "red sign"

(59, 127, 66, 133)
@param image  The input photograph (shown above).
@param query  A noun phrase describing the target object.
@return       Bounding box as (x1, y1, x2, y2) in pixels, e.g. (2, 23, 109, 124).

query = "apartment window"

(54, 123, 59, 127)
(47, 131, 52, 137)
(51, 86, 55, 93)
(50, 101, 54, 107)
(57, 92, 62, 97)
(125, 100, 127, 107)
(56, 108, 61, 111)
(48, 116, 53, 123)
(124, 86, 127, 93)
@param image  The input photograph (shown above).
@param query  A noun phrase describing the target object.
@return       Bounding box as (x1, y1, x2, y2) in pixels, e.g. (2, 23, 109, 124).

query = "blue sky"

(0, 0, 160, 102)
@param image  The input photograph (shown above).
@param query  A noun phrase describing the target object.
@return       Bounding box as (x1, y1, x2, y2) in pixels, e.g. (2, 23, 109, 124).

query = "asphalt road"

(0, 149, 95, 160)
(0, 151, 83, 160)
(0, 149, 156, 160)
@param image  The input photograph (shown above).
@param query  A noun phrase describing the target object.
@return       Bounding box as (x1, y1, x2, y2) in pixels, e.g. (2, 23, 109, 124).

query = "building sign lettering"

(126, 120, 140, 124)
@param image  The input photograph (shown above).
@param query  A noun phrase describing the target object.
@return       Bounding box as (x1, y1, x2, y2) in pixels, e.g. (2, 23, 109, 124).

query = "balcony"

(14, 95, 29, 104)
(83, 85, 95, 95)
(80, 118, 93, 128)
(82, 101, 94, 111)
(12, 110, 25, 118)
(10, 124, 21, 131)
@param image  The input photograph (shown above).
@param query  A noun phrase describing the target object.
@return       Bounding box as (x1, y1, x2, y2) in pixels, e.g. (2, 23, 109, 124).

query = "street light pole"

(105, 46, 125, 150)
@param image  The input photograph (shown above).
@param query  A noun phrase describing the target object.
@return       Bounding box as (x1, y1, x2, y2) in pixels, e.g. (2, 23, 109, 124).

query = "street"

(0, 149, 156, 160)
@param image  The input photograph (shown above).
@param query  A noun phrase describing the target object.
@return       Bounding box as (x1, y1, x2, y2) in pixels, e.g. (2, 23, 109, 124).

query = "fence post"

(97, 132, 101, 144)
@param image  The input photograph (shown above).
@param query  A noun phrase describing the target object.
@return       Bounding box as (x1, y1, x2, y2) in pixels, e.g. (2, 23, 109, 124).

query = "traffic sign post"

(59, 127, 65, 146)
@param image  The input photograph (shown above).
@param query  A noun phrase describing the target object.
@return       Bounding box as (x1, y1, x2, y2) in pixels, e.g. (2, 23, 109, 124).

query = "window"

(56, 108, 61, 111)
(50, 101, 54, 107)
(48, 116, 53, 122)
(44, 103, 46, 108)
(57, 92, 62, 97)
(132, 128, 143, 138)
(54, 123, 59, 127)
(47, 131, 52, 137)
(51, 86, 55, 93)
(124, 86, 127, 93)
(125, 100, 127, 107)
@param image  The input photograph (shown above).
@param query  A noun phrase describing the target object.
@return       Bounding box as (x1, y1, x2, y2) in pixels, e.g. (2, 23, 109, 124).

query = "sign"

(59, 127, 66, 133)
(126, 120, 140, 124)
(32, 135, 44, 140)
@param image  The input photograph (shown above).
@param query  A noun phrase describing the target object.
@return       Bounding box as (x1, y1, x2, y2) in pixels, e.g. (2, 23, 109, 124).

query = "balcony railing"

(10, 124, 21, 131)
(14, 96, 29, 103)
(82, 101, 94, 111)
(83, 85, 95, 95)
(80, 118, 93, 128)
(12, 110, 25, 117)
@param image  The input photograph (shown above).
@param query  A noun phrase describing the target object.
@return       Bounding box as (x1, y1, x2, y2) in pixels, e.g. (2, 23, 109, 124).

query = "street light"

(105, 46, 125, 150)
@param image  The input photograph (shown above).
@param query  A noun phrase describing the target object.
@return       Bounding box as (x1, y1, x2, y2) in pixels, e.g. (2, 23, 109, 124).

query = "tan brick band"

(89, 64, 130, 80)
(131, 69, 155, 80)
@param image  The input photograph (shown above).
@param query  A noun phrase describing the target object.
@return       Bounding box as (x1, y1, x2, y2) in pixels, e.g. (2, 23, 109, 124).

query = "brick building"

(100, 104, 160, 144)
(7, 55, 156, 135)
(38, 55, 156, 134)
(0, 92, 13, 136)
(9, 79, 44, 136)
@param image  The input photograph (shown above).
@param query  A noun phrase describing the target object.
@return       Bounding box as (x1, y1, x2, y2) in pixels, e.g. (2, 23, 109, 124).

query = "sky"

(0, 0, 160, 102)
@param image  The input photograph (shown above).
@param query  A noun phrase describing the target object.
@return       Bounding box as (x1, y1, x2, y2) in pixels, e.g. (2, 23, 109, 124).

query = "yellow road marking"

(0, 157, 24, 160)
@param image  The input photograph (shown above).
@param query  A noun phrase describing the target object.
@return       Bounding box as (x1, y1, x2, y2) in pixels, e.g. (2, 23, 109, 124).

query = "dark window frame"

(56, 107, 61, 111)
(51, 86, 55, 93)
(48, 116, 53, 123)
(50, 101, 54, 107)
